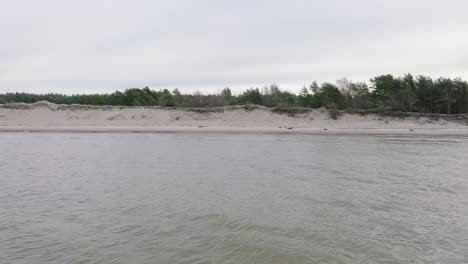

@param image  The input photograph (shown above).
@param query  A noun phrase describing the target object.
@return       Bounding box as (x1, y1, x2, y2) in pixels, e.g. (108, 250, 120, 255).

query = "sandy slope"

(1, 102, 468, 135)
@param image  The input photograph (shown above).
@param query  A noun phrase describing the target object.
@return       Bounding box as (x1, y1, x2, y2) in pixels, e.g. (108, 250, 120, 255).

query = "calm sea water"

(1, 133, 467, 264)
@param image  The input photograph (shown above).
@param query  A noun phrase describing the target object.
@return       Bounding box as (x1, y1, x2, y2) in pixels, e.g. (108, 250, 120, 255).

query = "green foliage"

(2, 74, 468, 114)
(221, 87, 235, 106)
(312, 83, 345, 109)
(276, 91, 297, 107)
(158, 89, 175, 107)
(239, 88, 262, 105)
(327, 102, 340, 120)
(298, 87, 313, 107)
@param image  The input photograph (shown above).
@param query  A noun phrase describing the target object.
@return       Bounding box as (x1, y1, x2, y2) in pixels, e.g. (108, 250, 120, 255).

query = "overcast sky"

(1, 0, 468, 94)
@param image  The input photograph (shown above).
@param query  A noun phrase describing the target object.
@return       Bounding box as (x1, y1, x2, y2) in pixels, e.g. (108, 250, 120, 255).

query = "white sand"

(1, 102, 467, 135)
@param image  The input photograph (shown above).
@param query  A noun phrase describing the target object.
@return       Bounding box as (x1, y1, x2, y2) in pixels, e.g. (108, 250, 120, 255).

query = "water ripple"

(1, 133, 467, 263)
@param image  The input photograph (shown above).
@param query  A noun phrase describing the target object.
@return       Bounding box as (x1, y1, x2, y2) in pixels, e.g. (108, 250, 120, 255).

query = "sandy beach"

(1, 102, 468, 135)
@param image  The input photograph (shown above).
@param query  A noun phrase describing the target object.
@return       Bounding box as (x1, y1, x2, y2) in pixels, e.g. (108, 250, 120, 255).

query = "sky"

(1, 0, 468, 94)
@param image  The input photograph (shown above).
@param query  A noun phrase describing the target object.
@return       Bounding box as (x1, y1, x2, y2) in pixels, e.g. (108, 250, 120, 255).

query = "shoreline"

(2, 102, 468, 136)
(1, 125, 468, 136)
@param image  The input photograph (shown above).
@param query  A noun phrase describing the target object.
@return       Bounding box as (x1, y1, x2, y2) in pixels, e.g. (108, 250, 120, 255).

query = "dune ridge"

(1, 101, 468, 135)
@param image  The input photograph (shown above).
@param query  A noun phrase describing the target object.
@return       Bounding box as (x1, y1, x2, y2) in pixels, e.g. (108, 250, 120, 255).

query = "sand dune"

(1, 101, 468, 135)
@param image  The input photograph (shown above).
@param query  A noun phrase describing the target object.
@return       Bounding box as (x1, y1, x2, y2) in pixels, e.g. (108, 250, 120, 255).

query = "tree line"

(1, 74, 468, 114)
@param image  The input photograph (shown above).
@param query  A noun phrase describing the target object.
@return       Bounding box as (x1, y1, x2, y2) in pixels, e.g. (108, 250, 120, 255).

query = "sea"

(1, 133, 467, 264)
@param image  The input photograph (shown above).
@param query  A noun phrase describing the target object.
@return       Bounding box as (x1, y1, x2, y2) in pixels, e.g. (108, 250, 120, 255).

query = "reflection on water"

(1, 133, 467, 264)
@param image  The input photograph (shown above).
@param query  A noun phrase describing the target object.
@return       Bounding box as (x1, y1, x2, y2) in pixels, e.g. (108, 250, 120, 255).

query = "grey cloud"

(1, 0, 468, 94)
